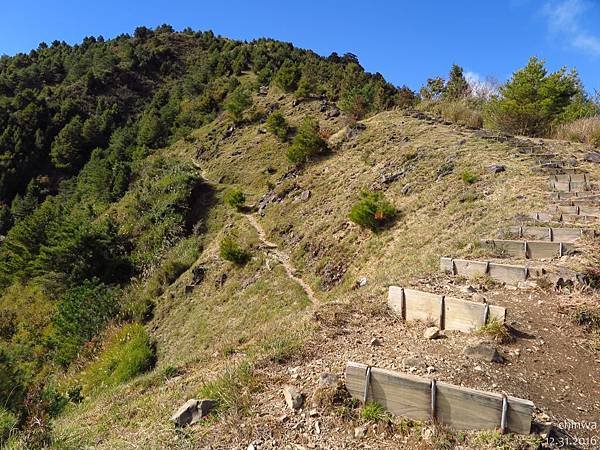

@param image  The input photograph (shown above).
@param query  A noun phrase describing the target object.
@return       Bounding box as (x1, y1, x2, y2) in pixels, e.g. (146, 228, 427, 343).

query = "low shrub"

(360, 402, 389, 422)
(220, 236, 251, 265)
(80, 323, 155, 393)
(555, 116, 600, 147)
(265, 111, 289, 141)
(0, 407, 17, 445)
(460, 169, 479, 184)
(438, 101, 483, 129)
(349, 191, 396, 231)
(224, 188, 246, 210)
(287, 116, 326, 164)
(477, 318, 512, 344)
(199, 362, 258, 414)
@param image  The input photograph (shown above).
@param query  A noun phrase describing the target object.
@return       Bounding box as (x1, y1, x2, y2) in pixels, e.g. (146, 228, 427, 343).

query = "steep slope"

(52, 90, 600, 449)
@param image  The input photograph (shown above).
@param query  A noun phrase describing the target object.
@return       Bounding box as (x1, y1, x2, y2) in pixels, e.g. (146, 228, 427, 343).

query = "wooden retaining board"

(483, 239, 575, 259)
(549, 173, 588, 182)
(551, 191, 600, 200)
(505, 226, 584, 243)
(440, 258, 531, 285)
(346, 362, 533, 434)
(388, 287, 506, 332)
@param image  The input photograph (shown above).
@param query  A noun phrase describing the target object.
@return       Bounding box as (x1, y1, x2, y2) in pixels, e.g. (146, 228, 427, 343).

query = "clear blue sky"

(1, 0, 599, 93)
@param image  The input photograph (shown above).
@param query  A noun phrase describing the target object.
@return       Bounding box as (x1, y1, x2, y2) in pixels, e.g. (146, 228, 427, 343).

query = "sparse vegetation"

(224, 86, 253, 123)
(224, 188, 246, 210)
(349, 191, 396, 231)
(220, 236, 251, 265)
(287, 116, 327, 164)
(360, 402, 389, 422)
(555, 116, 600, 147)
(0, 408, 17, 445)
(478, 318, 512, 344)
(198, 362, 259, 415)
(460, 169, 479, 184)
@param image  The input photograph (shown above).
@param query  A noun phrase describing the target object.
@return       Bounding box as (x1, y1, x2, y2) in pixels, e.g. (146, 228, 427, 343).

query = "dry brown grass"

(555, 116, 600, 147)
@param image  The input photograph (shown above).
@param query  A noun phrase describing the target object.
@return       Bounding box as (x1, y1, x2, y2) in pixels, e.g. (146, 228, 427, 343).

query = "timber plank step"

(387, 286, 506, 332)
(346, 362, 534, 434)
(549, 179, 589, 193)
(440, 257, 545, 284)
(481, 239, 575, 259)
(503, 225, 593, 243)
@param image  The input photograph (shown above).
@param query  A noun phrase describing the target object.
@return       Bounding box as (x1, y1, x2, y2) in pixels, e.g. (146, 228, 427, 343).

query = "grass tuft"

(360, 402, 389, 422)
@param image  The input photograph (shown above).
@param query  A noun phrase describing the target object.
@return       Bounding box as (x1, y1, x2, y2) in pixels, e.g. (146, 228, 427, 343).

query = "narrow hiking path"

(244, 213, 319, 304)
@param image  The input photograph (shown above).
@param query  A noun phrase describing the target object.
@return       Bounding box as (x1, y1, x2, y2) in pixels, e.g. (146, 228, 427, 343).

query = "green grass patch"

(198, 362, 260, 415)
(360, 402, 389, 422)
(79, 323, 156, 394)
(460, 169, 479, 184)
(220, 236, 251, 265)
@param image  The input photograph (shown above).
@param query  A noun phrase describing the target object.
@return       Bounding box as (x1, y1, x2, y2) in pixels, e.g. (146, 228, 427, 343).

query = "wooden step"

(548, 205, 600, 216)
(504, 225, 591, 243)
(550, 191, 600, 200)
(549, 173, 588, 183)
(481, 239, 575, 259)
(549, 179, 589, 192)
(440, 257, 544, 284)
(527, 212, 600, 224)
(387, 286, 506, 332)
(346, 362, 533, 434)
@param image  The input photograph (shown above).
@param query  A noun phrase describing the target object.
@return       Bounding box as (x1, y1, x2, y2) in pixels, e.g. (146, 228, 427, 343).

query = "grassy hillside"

(46, 89, 600, 448)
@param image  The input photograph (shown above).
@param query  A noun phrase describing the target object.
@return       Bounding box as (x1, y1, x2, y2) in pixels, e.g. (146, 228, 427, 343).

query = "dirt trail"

(244, 213, 319, 303)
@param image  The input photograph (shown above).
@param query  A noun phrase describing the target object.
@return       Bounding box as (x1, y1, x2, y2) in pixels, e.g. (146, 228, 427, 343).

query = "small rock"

(309, 408, 318, 417)
(314, 421, 321, 434)
(283, 385, 304, 410)
(463, 342, 504, 363)
(370, 337, 382, 346)
(258, 85, 269, 96)
(356, 276, 368, 288)
(326, 108, 340, 118)
(584, 151, 600, 163)
(170, 398, 216, 427)
(318, 372, 339, 388)
(247, 445, 256, 450)
(426, 366, 436, 374)
(424, 326, 440, 340)
(292, 99, 300, 107)
(461, 285, 477, 294)
(488, 164, 506, 173)
(299, 190, 311, 201)
(354, 425, 367, 439)
(422, 427, 434, 441)
(184, 285, 195, 295)
(401, 183, 412, 195)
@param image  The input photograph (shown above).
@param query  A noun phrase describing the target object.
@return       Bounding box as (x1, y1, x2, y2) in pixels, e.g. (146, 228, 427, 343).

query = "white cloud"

(542, 0, 600, 56)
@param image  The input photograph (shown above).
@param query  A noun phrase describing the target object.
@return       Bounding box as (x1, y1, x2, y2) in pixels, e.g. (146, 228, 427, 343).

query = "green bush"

(485, 57, 595, 136)
(0, 407, 17, 445)
(224, 188, 246, 210)
(51, 280, 121, 367)
(349, 191, 396, 231)
(80, 323, 155, 393)
(220, 236, 251, 265)
(287, 117, 326, 164)
(273, 60, 300, 92)
(460, 170, 479, 184)
(224, 86, 253, 123)
(265, 111, 289, 141)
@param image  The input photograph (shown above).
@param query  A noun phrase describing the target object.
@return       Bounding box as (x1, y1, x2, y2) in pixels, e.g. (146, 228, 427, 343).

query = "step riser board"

(549, 180, 589, 193)
(440, 257, 540, 285)
(549, 205, 600, 216)
(505, 226, 588, 243)
(482, 239, 575, 259)
(388, 287, 506, 332)
(346, 362, 533, 434)
(549, 174, 588, 183)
